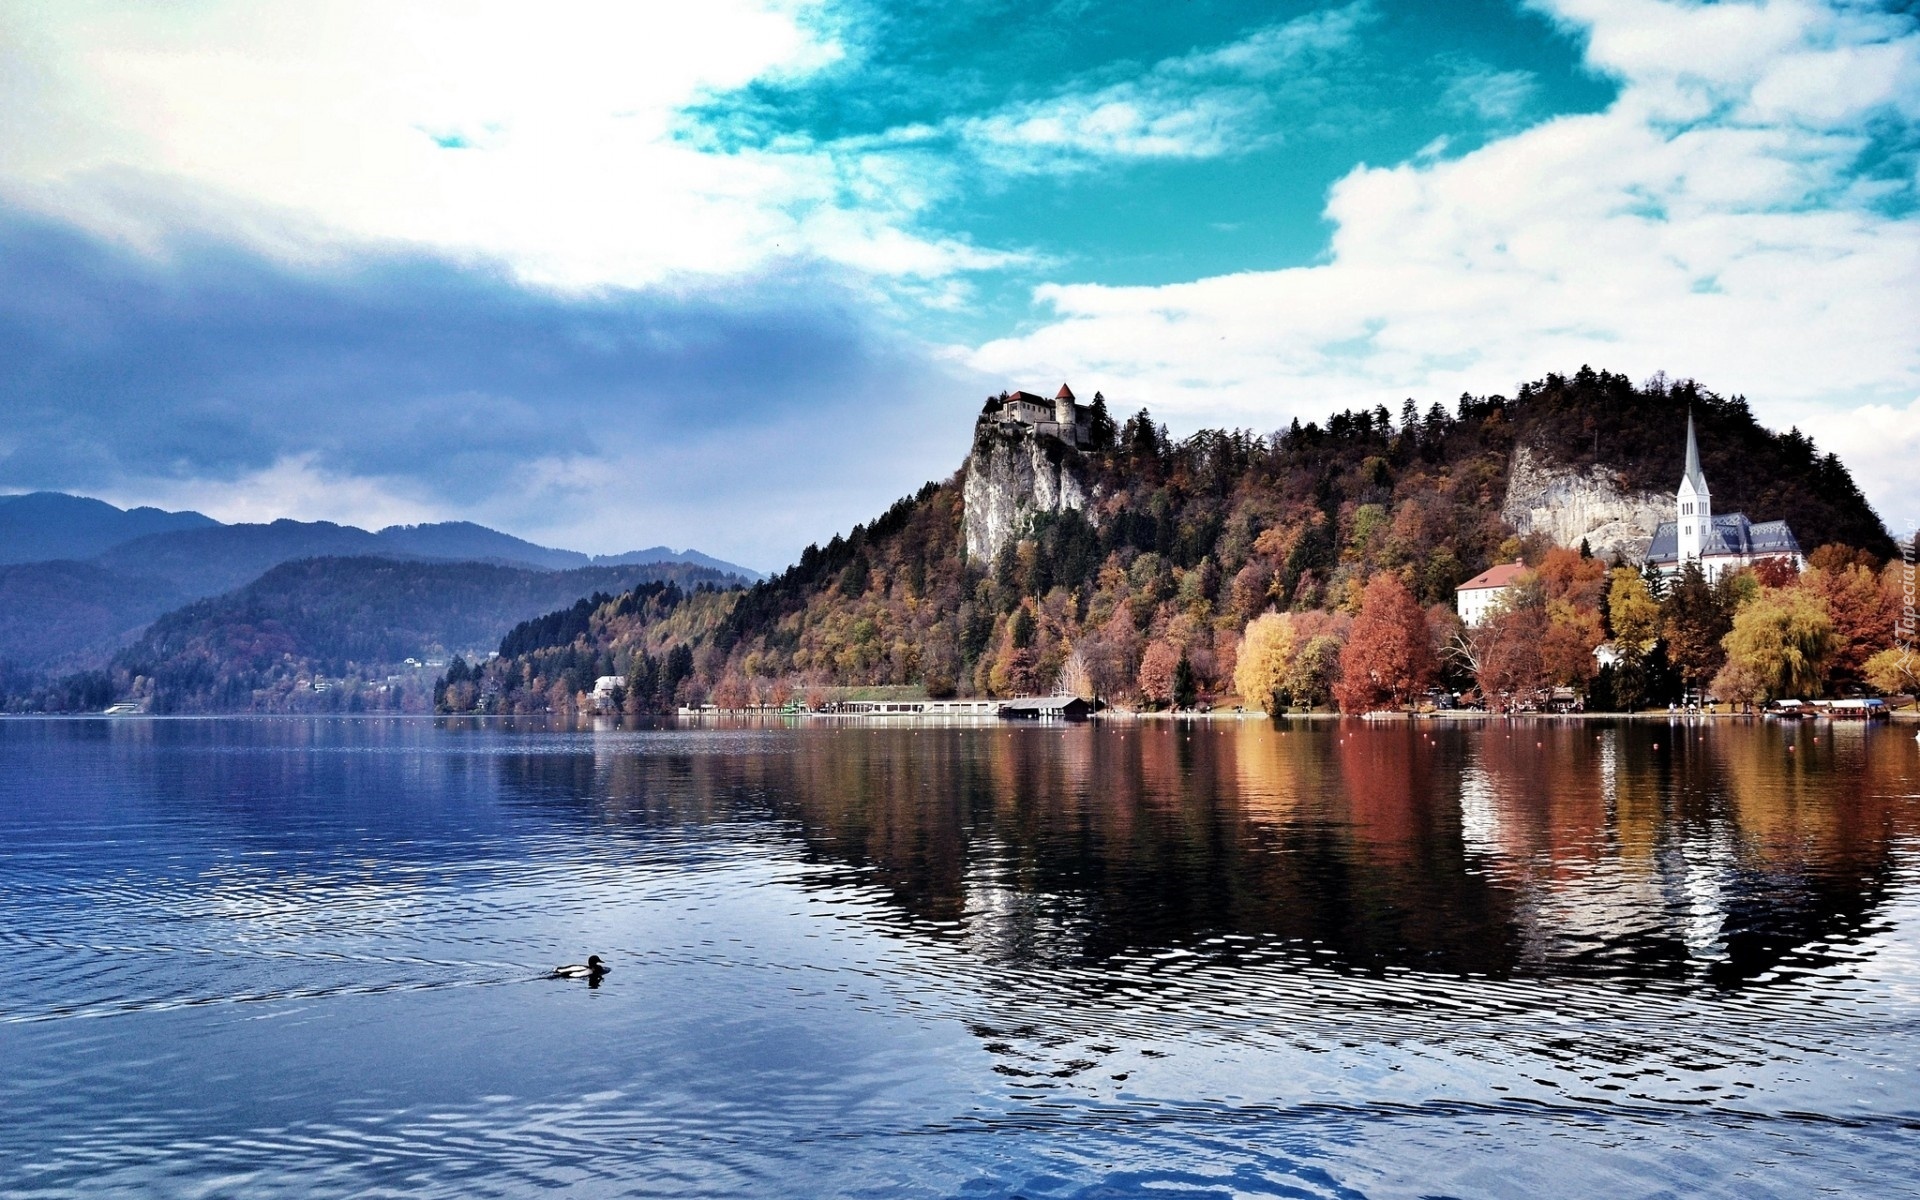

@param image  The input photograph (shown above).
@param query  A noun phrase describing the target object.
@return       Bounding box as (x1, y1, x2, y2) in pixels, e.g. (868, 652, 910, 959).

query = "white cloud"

(970, 0, 1920, 524)
(0, 0, 1007, 288)
(953, 3, 1375, 167)
(1439, 60, 1539, 124)
(1169, 2, 1378, 78)
(101, 454, 443, 532)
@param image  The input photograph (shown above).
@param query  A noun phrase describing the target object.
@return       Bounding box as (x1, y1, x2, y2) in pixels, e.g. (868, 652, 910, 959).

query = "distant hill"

(0, 492, 216, 564)
(594, 545, 761, 576)
(95, 518, 765, 594)
(372, 521, 593, 570)
(0, 559, 189, 674)
(35, 556, 745, 713)
(93, 519, 403, 597)
(2, 492, 763, 581)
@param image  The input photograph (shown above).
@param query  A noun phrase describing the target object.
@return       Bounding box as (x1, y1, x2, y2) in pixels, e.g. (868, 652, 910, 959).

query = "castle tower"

(1676, 410, 1711, 564)
(1054, 383, 1076, 427)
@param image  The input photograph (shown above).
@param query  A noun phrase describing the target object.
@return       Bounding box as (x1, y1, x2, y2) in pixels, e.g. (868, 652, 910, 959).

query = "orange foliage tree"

(1475, 600, 1552, 712)
(1137, 640, 1181, 707)
(1333, 574, 1435, 713)
(1799, 563, 1896, 689)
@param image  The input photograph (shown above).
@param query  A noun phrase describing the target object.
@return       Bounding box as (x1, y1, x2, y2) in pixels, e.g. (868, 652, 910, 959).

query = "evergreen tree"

(1172, 654, 1196, 710)
(1661, 561, 1731, 695)
(1087, 391, 1118, 450)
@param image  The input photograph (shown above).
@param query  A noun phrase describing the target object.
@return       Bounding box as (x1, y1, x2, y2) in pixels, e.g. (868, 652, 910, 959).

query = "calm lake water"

(2, 715, 1918, 1198)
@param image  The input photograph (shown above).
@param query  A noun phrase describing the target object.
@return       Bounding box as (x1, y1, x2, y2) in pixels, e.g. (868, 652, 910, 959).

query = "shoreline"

(8, 707, 1915, 726)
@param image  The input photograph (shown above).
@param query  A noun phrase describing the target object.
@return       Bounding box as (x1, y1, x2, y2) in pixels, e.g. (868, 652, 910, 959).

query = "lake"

(2, 715, 1917, 1198)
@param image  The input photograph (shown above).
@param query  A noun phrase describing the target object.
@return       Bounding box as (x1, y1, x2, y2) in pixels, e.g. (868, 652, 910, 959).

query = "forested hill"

(1512, 368, 1886, 554)
(19, 556, 743, 713)
(452, 367, 1892, 714)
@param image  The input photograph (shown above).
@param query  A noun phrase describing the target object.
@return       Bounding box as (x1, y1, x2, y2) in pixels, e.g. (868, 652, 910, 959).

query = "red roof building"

(1456, 559, 1528, 625)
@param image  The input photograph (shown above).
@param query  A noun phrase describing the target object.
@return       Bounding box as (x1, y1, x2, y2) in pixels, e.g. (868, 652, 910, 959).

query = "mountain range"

(0, 491, 758, 675)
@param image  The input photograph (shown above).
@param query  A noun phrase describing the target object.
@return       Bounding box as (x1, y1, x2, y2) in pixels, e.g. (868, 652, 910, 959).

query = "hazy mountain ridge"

(1, 493, 764, 582)
(0, 492, 216, 564)
(0, 494, 761, 676)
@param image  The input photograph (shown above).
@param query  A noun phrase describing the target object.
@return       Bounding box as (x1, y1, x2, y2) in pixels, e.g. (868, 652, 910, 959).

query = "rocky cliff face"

(963, 422, 1090, 563)
(1502, 444, 1669, 560)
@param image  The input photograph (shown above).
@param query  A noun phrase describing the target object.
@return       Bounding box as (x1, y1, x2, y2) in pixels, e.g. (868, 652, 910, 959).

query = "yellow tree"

(1606, 567, 1662, 710)
(1863, 648, 1919, 701)
(1720, 588, 1838, 701)
(1234, 613, 1296, 713)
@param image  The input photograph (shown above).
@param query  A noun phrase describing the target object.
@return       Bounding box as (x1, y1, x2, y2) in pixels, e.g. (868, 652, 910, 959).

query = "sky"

(0, 0, 1915, 571)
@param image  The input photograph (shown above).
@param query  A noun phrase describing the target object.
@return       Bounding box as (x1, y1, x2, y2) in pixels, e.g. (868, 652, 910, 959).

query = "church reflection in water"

(494, 716, 1917, 989)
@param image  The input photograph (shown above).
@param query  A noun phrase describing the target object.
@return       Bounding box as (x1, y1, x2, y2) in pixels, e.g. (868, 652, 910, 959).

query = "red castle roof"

(1055, 384, 1075, 401)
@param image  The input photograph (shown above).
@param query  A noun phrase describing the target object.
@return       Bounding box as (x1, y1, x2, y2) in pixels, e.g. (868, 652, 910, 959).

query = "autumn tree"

(1752, 556, 1800, 588)
(1863, 648, 1918, 701)
(1464, 579, 1558, 712)
(1333, 574, 1434, 713)
(1720, 588, 1838, 701)
(1234, 613, 1296, 712)
(1798, 563, 1894, 689)
(1054, 647, 1095, 701)
(1137, 640, 1180, 707)
(1605, 567, 1662, 710)
(1287, 635, 1345, 709)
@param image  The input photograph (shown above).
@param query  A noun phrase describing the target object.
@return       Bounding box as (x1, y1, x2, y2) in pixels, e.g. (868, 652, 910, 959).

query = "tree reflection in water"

(493, 717, 1915, 991)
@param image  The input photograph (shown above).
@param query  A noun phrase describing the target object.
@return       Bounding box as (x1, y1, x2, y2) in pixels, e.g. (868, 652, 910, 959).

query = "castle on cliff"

(964, 383, 1098, 562)
(1644, 412, 1802, 579)
(980, 384, 1096, 450)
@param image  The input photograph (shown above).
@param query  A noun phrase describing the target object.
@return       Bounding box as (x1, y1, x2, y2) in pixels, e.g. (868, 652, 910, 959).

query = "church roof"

(1683, 411, 1708, 493)
(1646, 513, 1803, 563)
(1458, 560, 1528, 591)
(1055, 384, 1075, 401)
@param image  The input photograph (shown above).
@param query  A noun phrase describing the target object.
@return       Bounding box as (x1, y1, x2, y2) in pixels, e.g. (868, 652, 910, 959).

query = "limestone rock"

(1502, 444, 1667, 561)
(962, 422, 1090, 564)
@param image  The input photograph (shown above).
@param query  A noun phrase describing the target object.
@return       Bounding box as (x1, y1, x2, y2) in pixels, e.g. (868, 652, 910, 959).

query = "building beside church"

(1644, 413, 1802, 580)
(981, 384, 1095, 450)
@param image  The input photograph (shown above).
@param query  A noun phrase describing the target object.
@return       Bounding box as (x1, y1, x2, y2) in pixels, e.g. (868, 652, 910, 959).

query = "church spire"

(1683, 409, 1707, 493)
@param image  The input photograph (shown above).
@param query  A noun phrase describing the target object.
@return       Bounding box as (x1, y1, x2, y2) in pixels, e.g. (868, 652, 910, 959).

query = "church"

(1643, 413, 1802, 580)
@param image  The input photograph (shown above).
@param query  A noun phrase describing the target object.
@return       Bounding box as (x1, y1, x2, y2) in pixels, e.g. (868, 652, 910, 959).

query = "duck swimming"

(551, 955, 609, 980)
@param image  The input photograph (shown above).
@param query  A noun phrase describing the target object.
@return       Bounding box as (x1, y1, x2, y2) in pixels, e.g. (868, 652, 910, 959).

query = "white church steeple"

(1676, 410, 1710, 564)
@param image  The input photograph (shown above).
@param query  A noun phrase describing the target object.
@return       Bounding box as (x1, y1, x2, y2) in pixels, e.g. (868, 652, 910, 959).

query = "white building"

(1456, 559, 1528, 625)
(1644, 413, 1802, 580)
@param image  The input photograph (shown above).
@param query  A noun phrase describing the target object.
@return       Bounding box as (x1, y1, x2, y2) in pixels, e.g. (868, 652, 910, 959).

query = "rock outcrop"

(963, 422, 1090, 563)
(1502, 444, 1668, 561)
